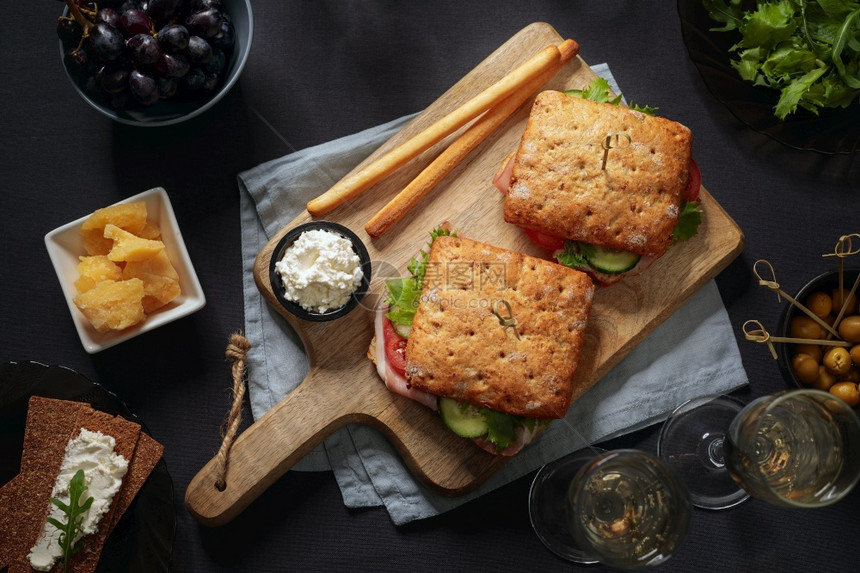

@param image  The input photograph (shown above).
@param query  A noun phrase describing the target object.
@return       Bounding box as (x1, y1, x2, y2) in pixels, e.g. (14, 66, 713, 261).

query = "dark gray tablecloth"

(2, 1, 858, 571)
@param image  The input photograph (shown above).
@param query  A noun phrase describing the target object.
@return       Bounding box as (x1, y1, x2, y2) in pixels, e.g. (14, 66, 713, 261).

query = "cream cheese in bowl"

(274, 228, 364, 313)
(268, 221, 371, 322)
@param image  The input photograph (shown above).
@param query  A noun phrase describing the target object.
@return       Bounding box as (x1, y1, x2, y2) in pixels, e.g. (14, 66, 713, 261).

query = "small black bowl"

(777, 268, 860, 392)
(268, 221, 371, 322)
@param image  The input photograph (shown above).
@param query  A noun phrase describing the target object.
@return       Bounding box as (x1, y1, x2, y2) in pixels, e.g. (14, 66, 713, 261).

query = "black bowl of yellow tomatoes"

(778, 269, 860, 408)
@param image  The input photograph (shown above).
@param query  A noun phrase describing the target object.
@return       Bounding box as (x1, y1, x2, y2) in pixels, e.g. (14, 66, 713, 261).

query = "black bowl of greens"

(678, 0, 860, 154)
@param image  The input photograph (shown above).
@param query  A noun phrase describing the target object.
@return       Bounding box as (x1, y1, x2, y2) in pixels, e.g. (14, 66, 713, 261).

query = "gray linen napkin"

(237, 65, 749, 525)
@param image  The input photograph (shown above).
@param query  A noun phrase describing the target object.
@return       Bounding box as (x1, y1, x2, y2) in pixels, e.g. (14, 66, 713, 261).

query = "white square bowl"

(44, 187, 206, 353)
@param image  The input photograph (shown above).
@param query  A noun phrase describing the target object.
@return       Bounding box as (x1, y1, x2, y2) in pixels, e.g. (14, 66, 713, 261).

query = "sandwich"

(494, 86, 702, 285)
(369, 227, 594, 455)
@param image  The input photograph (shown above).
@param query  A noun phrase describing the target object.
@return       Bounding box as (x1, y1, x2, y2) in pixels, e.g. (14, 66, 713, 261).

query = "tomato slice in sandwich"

(683, 158, 701, 202)
(522, 228, 566, 251)
(383, 318, 408, 377)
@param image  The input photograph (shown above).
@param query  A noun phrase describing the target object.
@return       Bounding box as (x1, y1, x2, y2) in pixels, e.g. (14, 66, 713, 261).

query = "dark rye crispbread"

(503, 90, 693, 257)
(0, 398, 86, 572)
(60, 407, 141, 573)
(0, 396, 163, 573)
(404, 235, 594, 419)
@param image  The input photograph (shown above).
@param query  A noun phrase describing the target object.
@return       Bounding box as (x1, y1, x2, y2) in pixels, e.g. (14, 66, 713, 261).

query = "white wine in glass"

(530, 449, 691, 569)
(723, 389, 860, 507)
(659, 389, 860, 509)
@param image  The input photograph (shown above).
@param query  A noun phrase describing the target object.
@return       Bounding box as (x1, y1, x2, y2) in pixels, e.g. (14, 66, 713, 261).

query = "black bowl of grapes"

(57, 0, 252, 126)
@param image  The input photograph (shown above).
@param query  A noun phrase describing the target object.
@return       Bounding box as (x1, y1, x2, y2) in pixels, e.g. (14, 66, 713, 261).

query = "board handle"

(184, 374, 358, 526)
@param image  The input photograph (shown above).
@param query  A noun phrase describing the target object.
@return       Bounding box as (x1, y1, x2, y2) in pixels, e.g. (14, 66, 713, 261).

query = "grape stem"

(65, 0, 93, 36)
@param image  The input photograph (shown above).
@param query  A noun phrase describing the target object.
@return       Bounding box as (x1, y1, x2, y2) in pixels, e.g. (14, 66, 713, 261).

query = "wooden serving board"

(186, 22, 745, 526)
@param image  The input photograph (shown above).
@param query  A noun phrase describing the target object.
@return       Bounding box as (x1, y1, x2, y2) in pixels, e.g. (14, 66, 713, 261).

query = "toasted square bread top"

(503, 91, 692, 257)
(404, 236, 594, 419)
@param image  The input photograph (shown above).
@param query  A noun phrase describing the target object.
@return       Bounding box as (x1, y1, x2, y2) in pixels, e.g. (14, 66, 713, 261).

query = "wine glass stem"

(707, 435, 725, 468)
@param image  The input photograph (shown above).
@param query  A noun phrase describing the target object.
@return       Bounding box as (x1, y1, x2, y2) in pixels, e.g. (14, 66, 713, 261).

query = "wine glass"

(657, 395, 750, 509)
(658, 389, 860, 509)
(529, 448, 692, 569)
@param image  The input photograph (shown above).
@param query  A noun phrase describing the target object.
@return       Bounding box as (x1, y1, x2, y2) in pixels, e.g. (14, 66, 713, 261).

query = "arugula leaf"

(832, 8, 860, 88)
(565, 78, 657, 115)
(555, 241, 589, 270)
(775, 66, 829, 117)
(672, 201, 703, 244)
(705, 0, 860, 119)
(627, 101, 659, 115)
(703, 0, 745, 32)
(761, 45, 819, 80)
(385, 226, 454, 326)
(739, 1, 798, 50)
(732, 47, 768, 81)
(482, 408, 518, 449)
(479, 408, 551, 450)
(564, 77, 622, 104)
(46, 469, 94, 572)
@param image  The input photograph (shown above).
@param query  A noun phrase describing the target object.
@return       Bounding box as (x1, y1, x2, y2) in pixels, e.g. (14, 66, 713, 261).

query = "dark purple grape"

(210, 19, 234, 50)
(190, 0, 222, 10)
(155, 52, 190, 78)
(96, 64, 131, 93)
(64, 48, 92, 75)
(95, 8, 120, 28)
(109, 89, 131, 110)
(129, 69, 159, 105)
(157, 76, 179, 98)
(145, 0, 181, 22)
(185, 9, 222, 38)
(202, 48, 225, 75)
(82, 75, 102, 98)
(181, 66, 206, 92)
(126, 33, 160, 65)
(57, 18, 83, 46)
(157, 24, 189, 52)
(185, 36, 212, 64)
(89, 22, 125, 62)
(202, 72, 219, 93)
(119, 9, 153, 37)
(65, 0, 235, 109)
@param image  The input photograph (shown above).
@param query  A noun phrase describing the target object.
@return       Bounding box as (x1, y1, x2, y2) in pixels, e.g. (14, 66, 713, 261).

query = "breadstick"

(365, 39, 580, 238)
(306, 42, 572, 217)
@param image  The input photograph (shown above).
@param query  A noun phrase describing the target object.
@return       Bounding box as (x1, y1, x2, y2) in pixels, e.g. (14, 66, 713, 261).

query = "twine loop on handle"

(214, 333, 251, 492)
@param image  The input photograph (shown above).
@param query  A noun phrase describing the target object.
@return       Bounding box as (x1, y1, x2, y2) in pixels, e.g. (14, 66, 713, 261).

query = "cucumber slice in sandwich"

(393, 323, 412, 338)
(438, 397, 488, 438)
(579, 243, 641, 274)
(387, 304, 413, 338)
